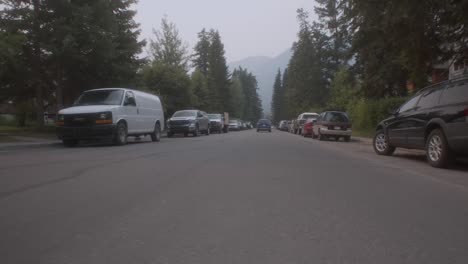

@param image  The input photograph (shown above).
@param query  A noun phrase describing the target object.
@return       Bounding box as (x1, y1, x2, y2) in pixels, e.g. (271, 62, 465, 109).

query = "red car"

(302, 119, 316, 137)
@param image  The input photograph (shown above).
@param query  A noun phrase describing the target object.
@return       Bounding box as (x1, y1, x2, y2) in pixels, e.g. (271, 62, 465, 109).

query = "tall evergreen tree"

(207, 30, 231, 113)
(149, 15, 189, 71)
(192, 29, 211, 76)
(270, 69, 282, 124)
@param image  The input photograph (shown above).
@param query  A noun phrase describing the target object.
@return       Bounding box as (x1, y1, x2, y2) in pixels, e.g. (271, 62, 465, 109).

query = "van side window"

(440, 82, 468, 105)
(399, 95, 421, 113)
(417, 87, 443, 109)
(124, 91, 136, 107)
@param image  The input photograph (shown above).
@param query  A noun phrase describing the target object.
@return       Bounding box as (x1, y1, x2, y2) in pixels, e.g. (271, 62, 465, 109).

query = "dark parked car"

(312, 111, 352, 141)
(167, 110, 210, 137)
(207, 113, 226, 133)
(257, 119, 272, 132)
(373, 76, 468, 168)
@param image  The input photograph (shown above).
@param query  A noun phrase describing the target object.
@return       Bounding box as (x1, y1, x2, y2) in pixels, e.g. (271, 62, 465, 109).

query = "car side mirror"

(124, 97, 136, 106)
(388, 108, 398, 116)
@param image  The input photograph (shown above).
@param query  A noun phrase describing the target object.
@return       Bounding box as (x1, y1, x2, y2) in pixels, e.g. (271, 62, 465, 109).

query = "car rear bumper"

(56, 125, 116, 140)
(320, 128, 352, 136)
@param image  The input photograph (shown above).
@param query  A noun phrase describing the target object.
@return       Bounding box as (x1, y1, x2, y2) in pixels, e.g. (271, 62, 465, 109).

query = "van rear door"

(123, 91, 139, 134)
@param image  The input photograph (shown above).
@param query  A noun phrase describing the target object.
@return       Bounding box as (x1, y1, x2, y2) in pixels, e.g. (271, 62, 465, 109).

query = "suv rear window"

(324, 112, 349, 122)
(440, 81, 468, 105)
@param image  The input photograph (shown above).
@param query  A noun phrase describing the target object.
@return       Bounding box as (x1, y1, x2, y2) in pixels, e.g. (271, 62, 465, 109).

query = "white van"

(56, 88, 164, 146)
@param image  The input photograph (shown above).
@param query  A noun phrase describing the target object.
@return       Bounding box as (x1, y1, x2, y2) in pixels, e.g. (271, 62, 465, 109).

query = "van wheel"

(151, 123, 161, 142)
(63, 139, 78, 147)
(373, 130, 395, 155)
(426, 129, 453, 168)
(114, 122, 128, 146)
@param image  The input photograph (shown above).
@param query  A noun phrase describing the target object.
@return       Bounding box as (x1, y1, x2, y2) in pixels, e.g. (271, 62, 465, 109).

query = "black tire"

(318, 130, 324, 141)
(344, 136, 351, 142)
(63, 139, 78, 147)
(193, 125, 199, 137)
(150, 123, 161, 142)
(114, 122, 128, 146)
(426, 129, 453, 168)
(167, 132, 174, 138)
(373, 129, 395, 156)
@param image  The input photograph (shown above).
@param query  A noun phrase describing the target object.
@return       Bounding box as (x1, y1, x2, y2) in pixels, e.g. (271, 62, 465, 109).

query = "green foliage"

(142, 64, 192, 117)
(231, 67, 263, 122)
(270, 69, 282, 123)
(190, 69, 209, 110)
(149, 16, 189, 71)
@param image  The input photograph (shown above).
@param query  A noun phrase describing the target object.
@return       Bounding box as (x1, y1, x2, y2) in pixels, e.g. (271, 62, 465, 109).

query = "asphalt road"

(1, 130, 468, 264)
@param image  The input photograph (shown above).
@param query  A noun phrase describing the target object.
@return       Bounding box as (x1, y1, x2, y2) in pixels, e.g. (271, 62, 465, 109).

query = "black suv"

(373, 76, 468, 168)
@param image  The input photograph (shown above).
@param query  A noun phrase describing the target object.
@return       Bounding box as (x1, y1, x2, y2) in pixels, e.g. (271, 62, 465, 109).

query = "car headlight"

(97, 112, 112, 120)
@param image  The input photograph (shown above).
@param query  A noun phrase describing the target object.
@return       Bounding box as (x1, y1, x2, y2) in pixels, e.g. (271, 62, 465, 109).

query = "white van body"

(56, 88, 164, 145)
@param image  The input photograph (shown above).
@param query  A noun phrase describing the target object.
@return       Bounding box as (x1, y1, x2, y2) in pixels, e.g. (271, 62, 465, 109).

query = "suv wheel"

(114, 122, 128, 146)
(193, 125, 199, 137)
(373, 130, 395, 155)
(426, 129, 452, 168)
(151, 123, 161, 142)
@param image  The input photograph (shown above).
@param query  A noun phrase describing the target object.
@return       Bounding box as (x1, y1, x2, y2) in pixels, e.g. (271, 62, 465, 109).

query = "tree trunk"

(32, 0, 44, 128)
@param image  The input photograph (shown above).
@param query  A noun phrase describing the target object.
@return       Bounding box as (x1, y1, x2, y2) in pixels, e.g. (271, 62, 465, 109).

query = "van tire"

(63, 139, 78, 147)
(151, 123, 161, 142)
(114, 122, 128, 146)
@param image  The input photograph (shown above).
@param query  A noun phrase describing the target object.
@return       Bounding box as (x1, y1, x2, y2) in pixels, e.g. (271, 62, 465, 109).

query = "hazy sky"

(134, 0, 316, 62)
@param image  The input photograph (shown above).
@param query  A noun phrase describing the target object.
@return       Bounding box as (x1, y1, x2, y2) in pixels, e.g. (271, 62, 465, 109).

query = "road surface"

(1, 130, 468, 264)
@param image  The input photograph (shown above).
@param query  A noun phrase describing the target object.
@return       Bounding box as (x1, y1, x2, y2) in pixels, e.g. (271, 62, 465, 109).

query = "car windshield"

(172, 111, 196, 117)
(208, 114, 221, 119)
(74, 90, 124, 106)
(325, 112, 349, 122)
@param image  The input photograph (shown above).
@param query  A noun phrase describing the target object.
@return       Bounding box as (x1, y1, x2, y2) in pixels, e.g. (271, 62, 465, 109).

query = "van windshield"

(75, 90, 124, 106)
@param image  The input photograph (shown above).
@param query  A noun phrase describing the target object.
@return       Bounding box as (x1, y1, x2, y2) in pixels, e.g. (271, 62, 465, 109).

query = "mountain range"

(229, 48, 292, 114)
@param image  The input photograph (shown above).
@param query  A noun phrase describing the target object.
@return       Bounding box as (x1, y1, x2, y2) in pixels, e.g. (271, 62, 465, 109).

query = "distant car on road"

(167, 110, 210, 137)
(313, 111, 352, 141)
(56, 88, 164, 147)
(257, 119, 272, 132)
(278, 120, 289, 131)
(229, 119, 240, 131)
(373, 76, 468, 168)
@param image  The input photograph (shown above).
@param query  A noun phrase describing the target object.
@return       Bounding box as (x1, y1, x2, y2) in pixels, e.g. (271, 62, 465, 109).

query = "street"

(1, 130, 468, 264)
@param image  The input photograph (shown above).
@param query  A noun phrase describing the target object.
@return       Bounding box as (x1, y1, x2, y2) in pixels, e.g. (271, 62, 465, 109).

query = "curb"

(0, 141, 62, 151)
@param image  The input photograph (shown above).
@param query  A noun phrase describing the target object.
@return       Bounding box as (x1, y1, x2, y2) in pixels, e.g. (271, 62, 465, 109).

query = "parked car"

(56, 88, 164, 147)
(313, 111, 352, 141)
(373, 76, 468, 168)
(240, 121, 247, 130)
(245, 122, 253, 129)
(296, 112, 319, 134)
(208, 113, 227, 133)
(229, 119, 240, 131)
(257, 119, 272, 132)
(278, 120, 289, 131)
(166, 110, 210, 137)
(302, 118, 317, 137)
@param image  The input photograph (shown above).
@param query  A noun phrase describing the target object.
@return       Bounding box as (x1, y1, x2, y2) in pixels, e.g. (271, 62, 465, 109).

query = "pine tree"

(149, 16, 189, 71)
(270, 69, 282, 124)
(207, 30, 231, 113)
(192, 29, 211, 76)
